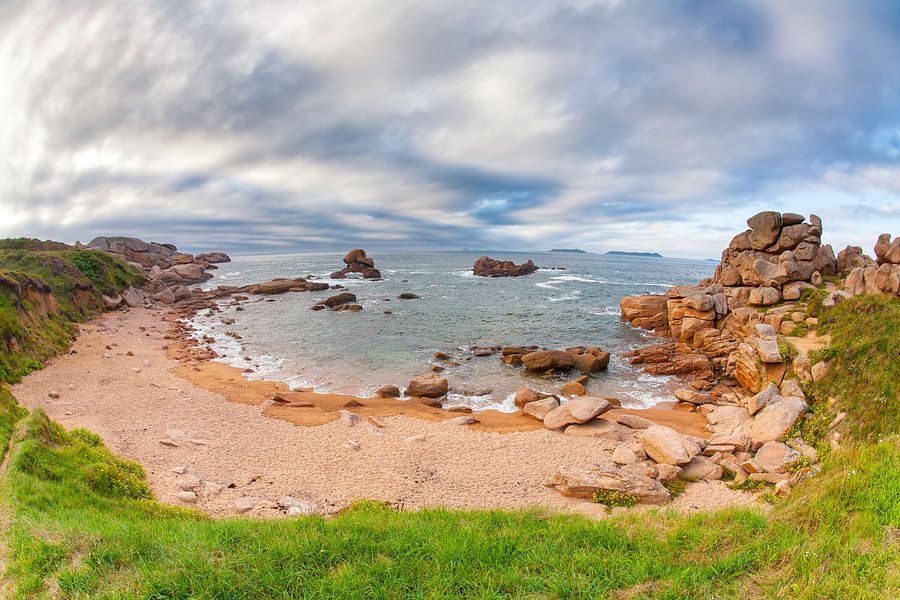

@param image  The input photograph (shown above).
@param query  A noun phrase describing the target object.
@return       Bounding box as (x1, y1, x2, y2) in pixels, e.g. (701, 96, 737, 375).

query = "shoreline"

(11, 306, 753, 517)
(165, 302, 709, 436)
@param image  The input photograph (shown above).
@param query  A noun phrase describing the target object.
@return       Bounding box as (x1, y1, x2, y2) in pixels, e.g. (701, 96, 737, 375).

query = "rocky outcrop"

(841, 234, 900, 297)
(620, 295, 668, 332)
(330, 249, 382, 280)
(195, 252, 231, 264)
(85, 236, 233, 306)
(472, 256, 537, 277)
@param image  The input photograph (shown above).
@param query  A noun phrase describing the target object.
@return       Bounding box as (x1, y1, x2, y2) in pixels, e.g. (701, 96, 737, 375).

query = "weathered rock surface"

(749, 396, 808, 442)
(472, 256, 537, 277)
(544, 463, 671, 504)
(641, 425, 701, 465)
(406, 374, 449, 398)
(542, 397, 611, 430)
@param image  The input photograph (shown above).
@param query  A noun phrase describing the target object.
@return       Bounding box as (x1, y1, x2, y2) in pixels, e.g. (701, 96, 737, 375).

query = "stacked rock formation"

(330, 249, 382, 280)
(84, 236, 232, 306)
(712, 212, 836, 291)
(842, 234, 900, 296)
(472, 256, 537, 277)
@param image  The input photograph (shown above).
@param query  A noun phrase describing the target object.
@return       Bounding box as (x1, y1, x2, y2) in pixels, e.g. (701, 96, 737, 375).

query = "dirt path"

(11, 308, 757, 518)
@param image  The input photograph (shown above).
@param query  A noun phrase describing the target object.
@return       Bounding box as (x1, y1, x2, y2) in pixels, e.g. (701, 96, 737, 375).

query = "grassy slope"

(0, 247, 144, 383)
(0, 248, 896, 598)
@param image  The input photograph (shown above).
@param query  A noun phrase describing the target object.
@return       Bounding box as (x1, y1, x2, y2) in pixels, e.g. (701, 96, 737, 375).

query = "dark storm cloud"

(2, 0, 900, 257)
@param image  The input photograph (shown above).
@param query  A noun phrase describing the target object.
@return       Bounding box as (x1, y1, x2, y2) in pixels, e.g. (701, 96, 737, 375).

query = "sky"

(2, 0, 900, 258)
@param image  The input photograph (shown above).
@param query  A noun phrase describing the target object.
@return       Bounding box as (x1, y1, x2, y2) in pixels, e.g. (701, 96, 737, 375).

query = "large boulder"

(544, 463, 671, 505)
(514, 387, 556, 408)
(641, 425, 701, 465)
(521, 350, 575, 372)
(343, 249, 367, 265)
(522, 397, 560, 420)
(319, 292, 357, 309)
(542, 396, 611, 430)
(405, 374, 448, 398)
(749, 397, 807, 442)
(747, 211, 783, 250)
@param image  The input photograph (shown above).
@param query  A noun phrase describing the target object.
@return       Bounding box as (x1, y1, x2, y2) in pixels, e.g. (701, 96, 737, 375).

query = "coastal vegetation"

(0, 244, 143, 383)
(0, 239, 897, 597)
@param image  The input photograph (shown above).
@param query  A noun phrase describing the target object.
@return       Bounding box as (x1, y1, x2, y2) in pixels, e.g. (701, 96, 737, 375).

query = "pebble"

(235, 497, 256, 514)
(338, 410, 360, 427)
(366, 416, 386, 428)
(177, 474, 202, 491)
(176, 491, 197, 504)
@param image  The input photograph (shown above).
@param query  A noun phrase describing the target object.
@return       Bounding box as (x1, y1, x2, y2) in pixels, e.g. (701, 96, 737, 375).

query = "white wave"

(549, 275, 602, 283)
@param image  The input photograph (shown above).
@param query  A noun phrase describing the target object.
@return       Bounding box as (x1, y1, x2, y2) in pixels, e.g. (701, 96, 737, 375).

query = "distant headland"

(606, 251, 663, 258)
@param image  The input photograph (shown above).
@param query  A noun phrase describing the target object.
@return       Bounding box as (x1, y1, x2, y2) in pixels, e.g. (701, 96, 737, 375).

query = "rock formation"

(842, 234, 900, 297)
(472, 256, 537, 277)
(330, 249, 382, 280)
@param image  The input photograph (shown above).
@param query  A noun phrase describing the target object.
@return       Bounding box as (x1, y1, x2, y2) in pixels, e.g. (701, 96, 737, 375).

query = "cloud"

(1, 0, 899, 257)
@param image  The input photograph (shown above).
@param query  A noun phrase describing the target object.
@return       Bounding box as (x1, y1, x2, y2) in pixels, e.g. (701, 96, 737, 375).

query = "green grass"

(0, 244, 144, 384)
(806, 295, 900, 443)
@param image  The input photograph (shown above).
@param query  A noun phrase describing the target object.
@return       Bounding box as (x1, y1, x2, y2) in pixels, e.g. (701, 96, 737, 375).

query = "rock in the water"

(521, 350, 576, 372)
(375, 384, 401, 398)
(560, 381, 586, 396)
(472, 256, 538, 277)
(543, 397, 611, 430)
(749, 396, 807, 442)
(514, 386, 556, 408)
(641, 425, 701, 465)
(544, 463, 671, 505)
(406, 374, 449, 398)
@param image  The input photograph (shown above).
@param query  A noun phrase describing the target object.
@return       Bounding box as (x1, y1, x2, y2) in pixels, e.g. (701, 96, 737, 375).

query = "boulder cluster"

(330, 249, 381, 280)
(842, 233, 900, 296)
(472, 256, 537, 277)
(84, 236, 231, 306)
(713, 212, 836, 290)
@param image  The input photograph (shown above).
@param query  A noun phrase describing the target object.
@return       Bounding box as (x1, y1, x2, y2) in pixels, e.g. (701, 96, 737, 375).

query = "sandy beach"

(12, 307, 758, 518)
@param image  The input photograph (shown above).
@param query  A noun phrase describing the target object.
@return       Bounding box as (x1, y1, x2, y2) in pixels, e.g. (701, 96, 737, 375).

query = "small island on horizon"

(606, 250, 664, 258)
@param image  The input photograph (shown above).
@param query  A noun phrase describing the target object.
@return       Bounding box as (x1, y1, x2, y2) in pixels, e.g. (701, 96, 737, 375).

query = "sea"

(191, 251, 714, 412)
